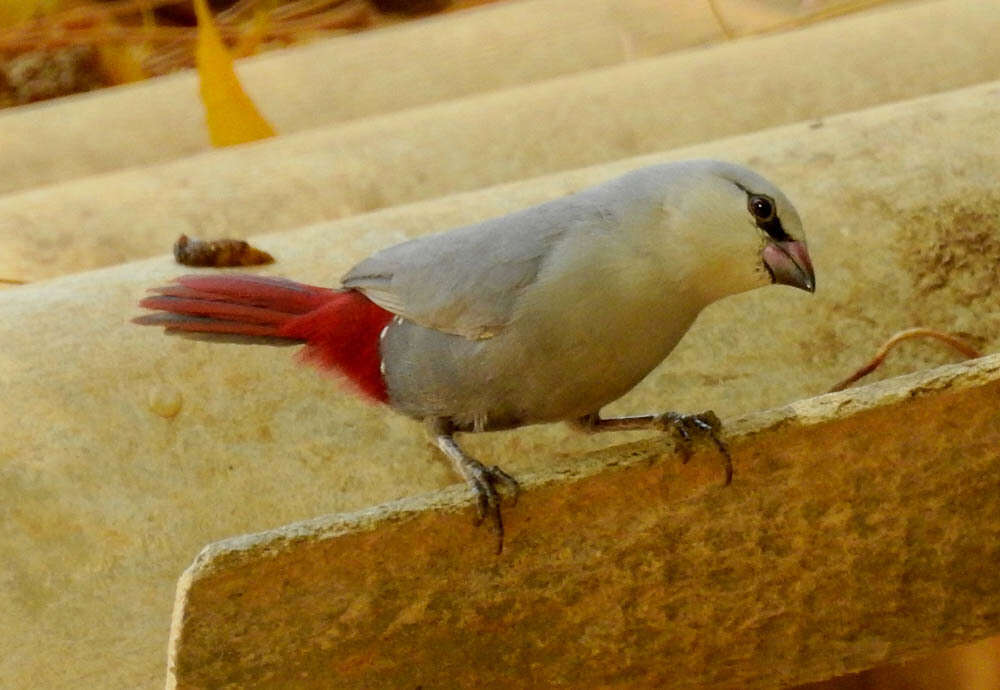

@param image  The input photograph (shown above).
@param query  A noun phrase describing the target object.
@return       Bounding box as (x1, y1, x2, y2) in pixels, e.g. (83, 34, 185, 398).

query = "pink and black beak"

(762, 240, 815, 292)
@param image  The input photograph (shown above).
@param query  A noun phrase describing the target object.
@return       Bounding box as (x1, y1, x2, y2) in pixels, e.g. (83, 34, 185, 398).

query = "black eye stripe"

(732, 182, 792, 242)
(758, 215, 791, 242)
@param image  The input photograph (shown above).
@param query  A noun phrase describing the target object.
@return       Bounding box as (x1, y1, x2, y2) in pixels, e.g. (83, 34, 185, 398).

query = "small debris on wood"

(829, 327, 983, 392)
(147, 384, 183, 418)
(173, 234, 274, 267)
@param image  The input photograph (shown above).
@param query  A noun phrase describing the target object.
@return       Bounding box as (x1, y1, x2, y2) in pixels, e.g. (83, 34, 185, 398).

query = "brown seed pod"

(173, 234, 274, 267)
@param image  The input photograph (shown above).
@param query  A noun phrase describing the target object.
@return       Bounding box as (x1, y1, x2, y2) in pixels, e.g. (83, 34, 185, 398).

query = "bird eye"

(749, 195, 775, 221)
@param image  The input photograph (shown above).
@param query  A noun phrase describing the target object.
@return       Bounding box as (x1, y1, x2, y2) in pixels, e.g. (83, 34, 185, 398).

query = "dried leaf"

(173, 234, 275, 267)
(193, 0, 276, 146)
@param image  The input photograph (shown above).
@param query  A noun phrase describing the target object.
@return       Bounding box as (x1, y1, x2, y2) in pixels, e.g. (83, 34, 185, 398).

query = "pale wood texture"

(167, 354, 1000, 689)
(2, 0, 994, 283)
(0, 0, 721, 195)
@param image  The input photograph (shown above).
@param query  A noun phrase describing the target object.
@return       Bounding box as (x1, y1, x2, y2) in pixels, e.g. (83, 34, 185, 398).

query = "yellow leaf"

(194, 0, 276, 147)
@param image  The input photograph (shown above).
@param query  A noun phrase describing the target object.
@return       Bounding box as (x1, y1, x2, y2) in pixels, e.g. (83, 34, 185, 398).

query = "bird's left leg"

(571, 411, 733, 485)
(428, 419, 520, 554)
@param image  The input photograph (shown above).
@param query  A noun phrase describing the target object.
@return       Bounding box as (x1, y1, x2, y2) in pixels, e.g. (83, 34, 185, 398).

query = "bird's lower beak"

(762, 240, 815, 292)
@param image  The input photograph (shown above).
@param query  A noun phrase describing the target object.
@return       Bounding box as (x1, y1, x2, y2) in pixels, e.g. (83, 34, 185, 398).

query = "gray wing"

(341, 198, 592, 340)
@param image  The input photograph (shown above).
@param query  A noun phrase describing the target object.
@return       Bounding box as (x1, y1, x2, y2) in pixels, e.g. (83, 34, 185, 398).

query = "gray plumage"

(345, 159, 810, 433)
(137, 158, 815, 551)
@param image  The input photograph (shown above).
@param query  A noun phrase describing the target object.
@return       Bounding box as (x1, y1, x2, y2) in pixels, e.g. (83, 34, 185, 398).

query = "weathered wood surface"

(0, 0, 722, 195)
(3, 0, 995, 282)
(168, 354, 1000, 689)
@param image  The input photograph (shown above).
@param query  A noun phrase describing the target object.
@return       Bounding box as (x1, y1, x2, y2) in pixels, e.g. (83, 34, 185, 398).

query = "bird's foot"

(467, 460, 520, 541)
(574, 410, 732, 485)
(653, 410, 732, 485)
(433, 431, 520, 554)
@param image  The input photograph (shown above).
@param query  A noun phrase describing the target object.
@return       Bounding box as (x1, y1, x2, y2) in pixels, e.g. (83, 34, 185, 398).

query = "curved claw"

(432, 426, 522, 554)
(465, 463, 520, 553)
(489, 465, 521, 507)
(432, 427, 520, 554)
(656, 410, 732, 485)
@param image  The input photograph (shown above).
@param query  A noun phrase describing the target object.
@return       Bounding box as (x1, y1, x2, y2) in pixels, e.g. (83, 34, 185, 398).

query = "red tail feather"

(138, 295, 290, 326)
(135, 274, 394, 403)
(164, 274, 338, 312)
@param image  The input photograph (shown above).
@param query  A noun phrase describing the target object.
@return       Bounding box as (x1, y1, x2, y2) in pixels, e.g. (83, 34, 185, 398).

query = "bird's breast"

(380, 259, 704, 428)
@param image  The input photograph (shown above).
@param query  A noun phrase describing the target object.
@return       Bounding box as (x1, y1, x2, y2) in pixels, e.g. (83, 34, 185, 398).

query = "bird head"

(730, 171, 814, 294)
(648, 160, 815, 299)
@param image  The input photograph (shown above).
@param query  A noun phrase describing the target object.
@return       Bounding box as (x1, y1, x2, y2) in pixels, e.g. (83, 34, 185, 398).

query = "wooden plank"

(168, 354, 1000, 688)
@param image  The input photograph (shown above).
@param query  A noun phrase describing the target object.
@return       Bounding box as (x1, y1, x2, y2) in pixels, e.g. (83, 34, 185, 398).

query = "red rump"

(279, 292, 394, 403)
(136, 274, 394, 403)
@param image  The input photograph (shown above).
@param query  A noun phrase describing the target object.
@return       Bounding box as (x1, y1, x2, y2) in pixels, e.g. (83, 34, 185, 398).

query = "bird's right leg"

(428, 419, 520, 554)
(571, 411, 733, 485)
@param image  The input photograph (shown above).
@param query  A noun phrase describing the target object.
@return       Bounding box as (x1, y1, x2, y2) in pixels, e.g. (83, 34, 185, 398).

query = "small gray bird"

(136, 160, 815, 551)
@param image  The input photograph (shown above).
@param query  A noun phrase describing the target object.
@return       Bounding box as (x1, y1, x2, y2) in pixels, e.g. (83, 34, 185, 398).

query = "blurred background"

(0, 0, 915, 108)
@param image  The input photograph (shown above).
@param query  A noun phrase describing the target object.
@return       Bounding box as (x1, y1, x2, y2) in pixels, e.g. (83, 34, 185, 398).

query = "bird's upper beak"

(762, 240, 815, 292)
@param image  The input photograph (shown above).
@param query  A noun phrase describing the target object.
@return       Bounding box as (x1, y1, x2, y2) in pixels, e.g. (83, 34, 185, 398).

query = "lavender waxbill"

(136, 159, 815, 552)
